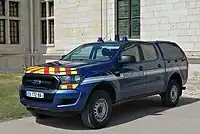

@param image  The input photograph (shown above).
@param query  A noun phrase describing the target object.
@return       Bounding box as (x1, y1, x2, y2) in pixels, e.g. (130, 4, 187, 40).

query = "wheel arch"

(87, 81, 117, 104)
(165, 72, 183, 96)
(168, 73, 182, 86)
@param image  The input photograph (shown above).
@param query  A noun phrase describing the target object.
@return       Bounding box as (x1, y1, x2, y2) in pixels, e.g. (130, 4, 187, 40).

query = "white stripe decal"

(81, 66, 187, 85)
(146, 68, 165, 76)
(81, 75, 118, 85)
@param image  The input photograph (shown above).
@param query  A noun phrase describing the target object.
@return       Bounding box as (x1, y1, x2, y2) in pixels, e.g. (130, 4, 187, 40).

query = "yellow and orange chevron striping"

(59, 84, 78, 89)
(25, 66, 78, 75)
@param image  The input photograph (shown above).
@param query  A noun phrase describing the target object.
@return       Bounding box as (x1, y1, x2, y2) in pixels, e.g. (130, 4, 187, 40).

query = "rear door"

(117, 42, 146, 100)
(139, 43, 166, 93)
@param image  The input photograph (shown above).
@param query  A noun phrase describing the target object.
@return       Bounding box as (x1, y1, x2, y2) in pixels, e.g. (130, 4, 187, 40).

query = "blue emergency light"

(97, 37, 104, 42)
(122, 36, 128, 41)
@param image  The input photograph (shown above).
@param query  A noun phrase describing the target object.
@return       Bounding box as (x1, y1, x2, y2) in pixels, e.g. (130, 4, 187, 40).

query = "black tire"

(81, 90, 112, 129)
(161, 80, 181, 107)
(31, 112, 50, 119)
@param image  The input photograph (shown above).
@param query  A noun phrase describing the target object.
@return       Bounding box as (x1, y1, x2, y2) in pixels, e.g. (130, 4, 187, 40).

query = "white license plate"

(26, 91, 44, 99)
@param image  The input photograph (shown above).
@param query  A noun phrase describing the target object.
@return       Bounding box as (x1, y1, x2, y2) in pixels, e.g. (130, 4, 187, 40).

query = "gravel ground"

(183, 78, 200, 98)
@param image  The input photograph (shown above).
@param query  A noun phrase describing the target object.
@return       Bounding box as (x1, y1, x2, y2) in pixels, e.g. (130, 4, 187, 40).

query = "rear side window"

(140, 44, 158, 61)
(158, 43, 184, 59)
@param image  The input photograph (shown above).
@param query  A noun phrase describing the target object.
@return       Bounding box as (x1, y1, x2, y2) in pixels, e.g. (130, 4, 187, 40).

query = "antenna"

(115, 35, 120, 41)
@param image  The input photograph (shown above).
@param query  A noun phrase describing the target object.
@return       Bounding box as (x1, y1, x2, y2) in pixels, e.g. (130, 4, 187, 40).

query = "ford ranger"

(19, 37, 188, 129)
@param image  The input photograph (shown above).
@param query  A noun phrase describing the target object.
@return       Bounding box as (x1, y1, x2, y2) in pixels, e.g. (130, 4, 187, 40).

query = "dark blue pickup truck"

(19, 37, 188, 129)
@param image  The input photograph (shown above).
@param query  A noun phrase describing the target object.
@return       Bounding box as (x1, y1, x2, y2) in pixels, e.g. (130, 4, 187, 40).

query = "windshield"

(62, 43, 121, 61)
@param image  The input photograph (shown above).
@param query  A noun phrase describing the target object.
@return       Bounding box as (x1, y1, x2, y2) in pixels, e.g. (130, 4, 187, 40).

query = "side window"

(159, 43, 184, 59)
(120, 44, 141, 62)
(96, 46, 120, 60)
(140, 44, 158, 61)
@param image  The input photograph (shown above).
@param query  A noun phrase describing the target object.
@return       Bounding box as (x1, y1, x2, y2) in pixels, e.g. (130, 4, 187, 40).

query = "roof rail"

(154, 40, 174, 43)
(128, 39, 153, 42)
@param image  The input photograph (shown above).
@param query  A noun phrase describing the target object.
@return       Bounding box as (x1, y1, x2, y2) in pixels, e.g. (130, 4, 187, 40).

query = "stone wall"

(140, 0, 200, 80)
(51, 0, 115, 55)
(141, 0, 200, 56)
(0, 0, 50, 72)
(1, 0, 200, 74)
(0, 0, 30, 72)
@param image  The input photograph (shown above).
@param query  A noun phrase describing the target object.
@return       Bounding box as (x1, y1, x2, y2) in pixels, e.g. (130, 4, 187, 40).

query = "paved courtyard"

(0, 97, 200, 134)
(0, 79, 200, 134)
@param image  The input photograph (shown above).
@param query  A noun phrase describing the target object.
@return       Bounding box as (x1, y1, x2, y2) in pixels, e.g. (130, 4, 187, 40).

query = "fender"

(164, 65, 183, 92)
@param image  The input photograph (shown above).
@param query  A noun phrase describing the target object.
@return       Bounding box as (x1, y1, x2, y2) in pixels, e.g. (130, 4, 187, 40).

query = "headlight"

(59, 75, 82, 84)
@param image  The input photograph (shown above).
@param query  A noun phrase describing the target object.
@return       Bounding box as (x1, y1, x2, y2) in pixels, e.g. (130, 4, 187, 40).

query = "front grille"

(22, 74, 60, 89)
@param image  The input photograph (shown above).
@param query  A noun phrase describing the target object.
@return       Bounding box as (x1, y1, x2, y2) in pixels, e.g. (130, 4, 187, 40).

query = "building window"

(49, 1, 54, 17)
(0, 19, 5, 44)
(9, 1, 19, 17)
(40, 0, 54, 44)
(9, 1, 20, 44)
(41, 2, 46, 17)
(10, 20, 19, 44)
(49, 20, 54, 44)
(0, 1, 20, 44)
(41, 20, 47, 44)
(116, 0, 140, 39)
(0, 0, 5, 16)
(0, 0, 5, 44)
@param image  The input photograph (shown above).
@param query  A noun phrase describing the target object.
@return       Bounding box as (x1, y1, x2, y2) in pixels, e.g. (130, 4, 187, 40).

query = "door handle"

(114, 70, 120, 77)
(158, 64, 161, 68)
(139, 66, 143, 71)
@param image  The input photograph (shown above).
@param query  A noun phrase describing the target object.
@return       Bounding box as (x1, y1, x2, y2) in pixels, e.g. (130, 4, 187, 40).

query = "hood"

(24, 60, 103, 75)
(38, 60, 96, 68)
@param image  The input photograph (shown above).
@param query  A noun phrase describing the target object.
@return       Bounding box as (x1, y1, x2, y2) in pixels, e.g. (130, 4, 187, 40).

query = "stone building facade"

(0, 0, 199, 79)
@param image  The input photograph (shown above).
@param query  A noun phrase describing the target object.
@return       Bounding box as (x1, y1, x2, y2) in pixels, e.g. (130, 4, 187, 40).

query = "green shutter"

(131, 18, 140, 38)
(118, 19, 129, 37)
(118, 0, 128, 18)
(131, 0, 140, 39)
(117, 0, 140, 39)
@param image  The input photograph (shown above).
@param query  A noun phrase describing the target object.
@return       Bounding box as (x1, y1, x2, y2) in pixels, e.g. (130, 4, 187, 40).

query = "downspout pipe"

(115, 0, 119, 41)
(101, 0, 103, 37)
(105, 0, 108, 40)
(30, 0, 34, 66)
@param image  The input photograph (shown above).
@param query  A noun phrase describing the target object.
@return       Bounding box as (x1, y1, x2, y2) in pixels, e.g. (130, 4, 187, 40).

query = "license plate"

(26, 91, 44, 99)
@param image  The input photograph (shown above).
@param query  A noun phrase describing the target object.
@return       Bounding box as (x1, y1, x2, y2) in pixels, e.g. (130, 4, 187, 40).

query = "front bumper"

(19, 85, 88, 115)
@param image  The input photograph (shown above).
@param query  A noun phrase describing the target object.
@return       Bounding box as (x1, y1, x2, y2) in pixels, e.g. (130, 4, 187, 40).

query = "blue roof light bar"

(97, 37, 104, 42)
(122, 36, 128, 41)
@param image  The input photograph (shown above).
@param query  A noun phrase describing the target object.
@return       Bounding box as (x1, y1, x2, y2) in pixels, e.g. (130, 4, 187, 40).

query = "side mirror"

(119, 55, 136, 63)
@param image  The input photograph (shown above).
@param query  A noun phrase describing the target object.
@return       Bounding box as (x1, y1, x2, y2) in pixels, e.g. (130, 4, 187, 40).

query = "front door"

(117, 43, 146, 100)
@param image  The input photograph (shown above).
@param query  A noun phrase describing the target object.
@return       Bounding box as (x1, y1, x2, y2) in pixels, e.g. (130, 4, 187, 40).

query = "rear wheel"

(81, 90, 112, 129)
(161, 80, 180, 107)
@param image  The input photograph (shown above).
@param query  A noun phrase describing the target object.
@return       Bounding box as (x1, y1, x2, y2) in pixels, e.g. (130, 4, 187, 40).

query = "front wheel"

(161, 80, 181, 107)
(81, 90, 112, 129)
